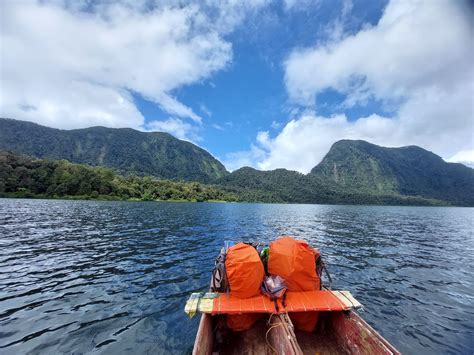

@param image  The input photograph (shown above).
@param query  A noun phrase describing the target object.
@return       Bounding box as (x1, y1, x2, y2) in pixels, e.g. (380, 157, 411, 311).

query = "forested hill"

(0, 118, 228, 183)
(0, 151, 451, 206)
(310, 140, 474, 206)
(1, 118, 473, 206)
(219, 141, 474, 206)
(0, 151, 238, 202)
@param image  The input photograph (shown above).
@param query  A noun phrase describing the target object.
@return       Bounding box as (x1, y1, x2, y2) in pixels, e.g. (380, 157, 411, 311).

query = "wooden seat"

(185, 290, 362, 317)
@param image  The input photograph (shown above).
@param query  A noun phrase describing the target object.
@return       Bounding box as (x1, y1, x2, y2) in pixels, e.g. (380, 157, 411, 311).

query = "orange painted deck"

(185, 290, 362, 316)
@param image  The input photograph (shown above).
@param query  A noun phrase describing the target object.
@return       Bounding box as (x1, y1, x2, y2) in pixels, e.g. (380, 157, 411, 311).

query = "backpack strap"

(316, 254, 332, 290)
(211, 249, 229, 293)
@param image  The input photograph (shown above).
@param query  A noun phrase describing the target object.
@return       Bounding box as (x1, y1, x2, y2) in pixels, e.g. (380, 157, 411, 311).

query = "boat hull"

(192, 310, 399, 355)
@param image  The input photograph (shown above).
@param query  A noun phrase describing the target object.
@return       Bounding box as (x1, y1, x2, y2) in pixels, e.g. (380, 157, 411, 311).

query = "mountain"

(0, 118, 228, 183)
(310, 140, 474, 206)
(220, 140, 474, 206)
(1, 118, 472, 206)
(219, 167, 321, 203)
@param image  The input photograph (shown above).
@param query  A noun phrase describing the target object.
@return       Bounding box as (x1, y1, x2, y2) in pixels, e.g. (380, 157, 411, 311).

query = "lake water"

(0, 199, 473, 354)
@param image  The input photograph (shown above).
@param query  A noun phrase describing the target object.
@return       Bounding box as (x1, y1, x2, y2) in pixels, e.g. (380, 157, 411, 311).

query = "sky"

(1, 0, 473, 172)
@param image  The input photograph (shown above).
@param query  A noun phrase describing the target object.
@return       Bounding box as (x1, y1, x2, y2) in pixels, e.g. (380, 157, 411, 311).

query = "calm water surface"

(0, 199, 473, 354)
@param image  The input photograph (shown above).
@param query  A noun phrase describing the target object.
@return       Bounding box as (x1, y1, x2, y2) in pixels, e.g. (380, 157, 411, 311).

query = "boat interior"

(194, 310, 397, 355)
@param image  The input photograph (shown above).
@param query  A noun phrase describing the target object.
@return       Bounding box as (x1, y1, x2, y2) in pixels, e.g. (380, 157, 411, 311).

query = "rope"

(265, 314, 282, 355)
(324, 264, 333, 290)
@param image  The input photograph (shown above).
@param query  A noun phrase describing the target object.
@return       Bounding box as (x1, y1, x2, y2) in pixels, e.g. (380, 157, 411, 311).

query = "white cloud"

(447, 150, 474, 168)
(145, 118, 199, 142)
(211, 123, 225, 131)
(270, 120, 281, 129)
(322, 0, 353, 43)
(230, 0, 473, 172)
(253, 113, 398, 173)
(283, 0, 321, 12)
(200, 103, 212, 117)
(222, 144, 267, 172)
(0, 0, 236, 129)
(285, 0, 472, 106)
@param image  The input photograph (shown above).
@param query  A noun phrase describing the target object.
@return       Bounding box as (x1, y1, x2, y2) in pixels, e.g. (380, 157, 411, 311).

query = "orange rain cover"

(225, 243, 265, 331)
(268, 236, 320, 291)
(225, 243, 265, 298)
(268, 236, 321, 331)
(291, 312, 319, 332)
(226, 314, 262, 332)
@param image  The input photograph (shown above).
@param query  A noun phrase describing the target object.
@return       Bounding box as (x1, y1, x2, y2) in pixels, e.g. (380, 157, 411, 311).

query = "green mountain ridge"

(219, 141, 473, 206)
(1, 118, 473, 206)
(310, 140, 473, 205)
(0, 118, 228, 183)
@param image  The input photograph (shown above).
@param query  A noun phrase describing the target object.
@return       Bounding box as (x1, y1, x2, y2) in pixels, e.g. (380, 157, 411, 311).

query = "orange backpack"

(268, 236, 321, 291)
(225, 243, 265, 331)
(226, 243, 265, 298)
(268, 236, 321, 332)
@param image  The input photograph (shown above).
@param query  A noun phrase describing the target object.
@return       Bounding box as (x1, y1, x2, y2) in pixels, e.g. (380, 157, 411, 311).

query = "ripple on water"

(0, 199, 473, 354)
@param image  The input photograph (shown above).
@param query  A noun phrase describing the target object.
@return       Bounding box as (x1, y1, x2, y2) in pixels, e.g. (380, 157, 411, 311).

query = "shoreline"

(0, 193, 232, 204)
(0, 194, 465, 208)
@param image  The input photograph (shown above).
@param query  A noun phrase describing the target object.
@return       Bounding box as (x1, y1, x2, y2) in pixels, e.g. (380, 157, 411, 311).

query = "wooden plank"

(339, 290, 363, 309)
(185, 293, 219, 317)
(185, 290, 363, 316)
(184, 293, 201, 318)
(332, 291, 353, 308)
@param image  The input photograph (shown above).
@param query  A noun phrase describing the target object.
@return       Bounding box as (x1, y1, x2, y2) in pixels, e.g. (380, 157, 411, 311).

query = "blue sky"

(1, 0, 473, 170)
(134, 0, 389, 157)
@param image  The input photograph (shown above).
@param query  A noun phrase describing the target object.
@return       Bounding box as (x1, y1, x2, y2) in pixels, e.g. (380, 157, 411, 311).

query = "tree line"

(0, 151, 448, 206)
(0, 151, 239, 202)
